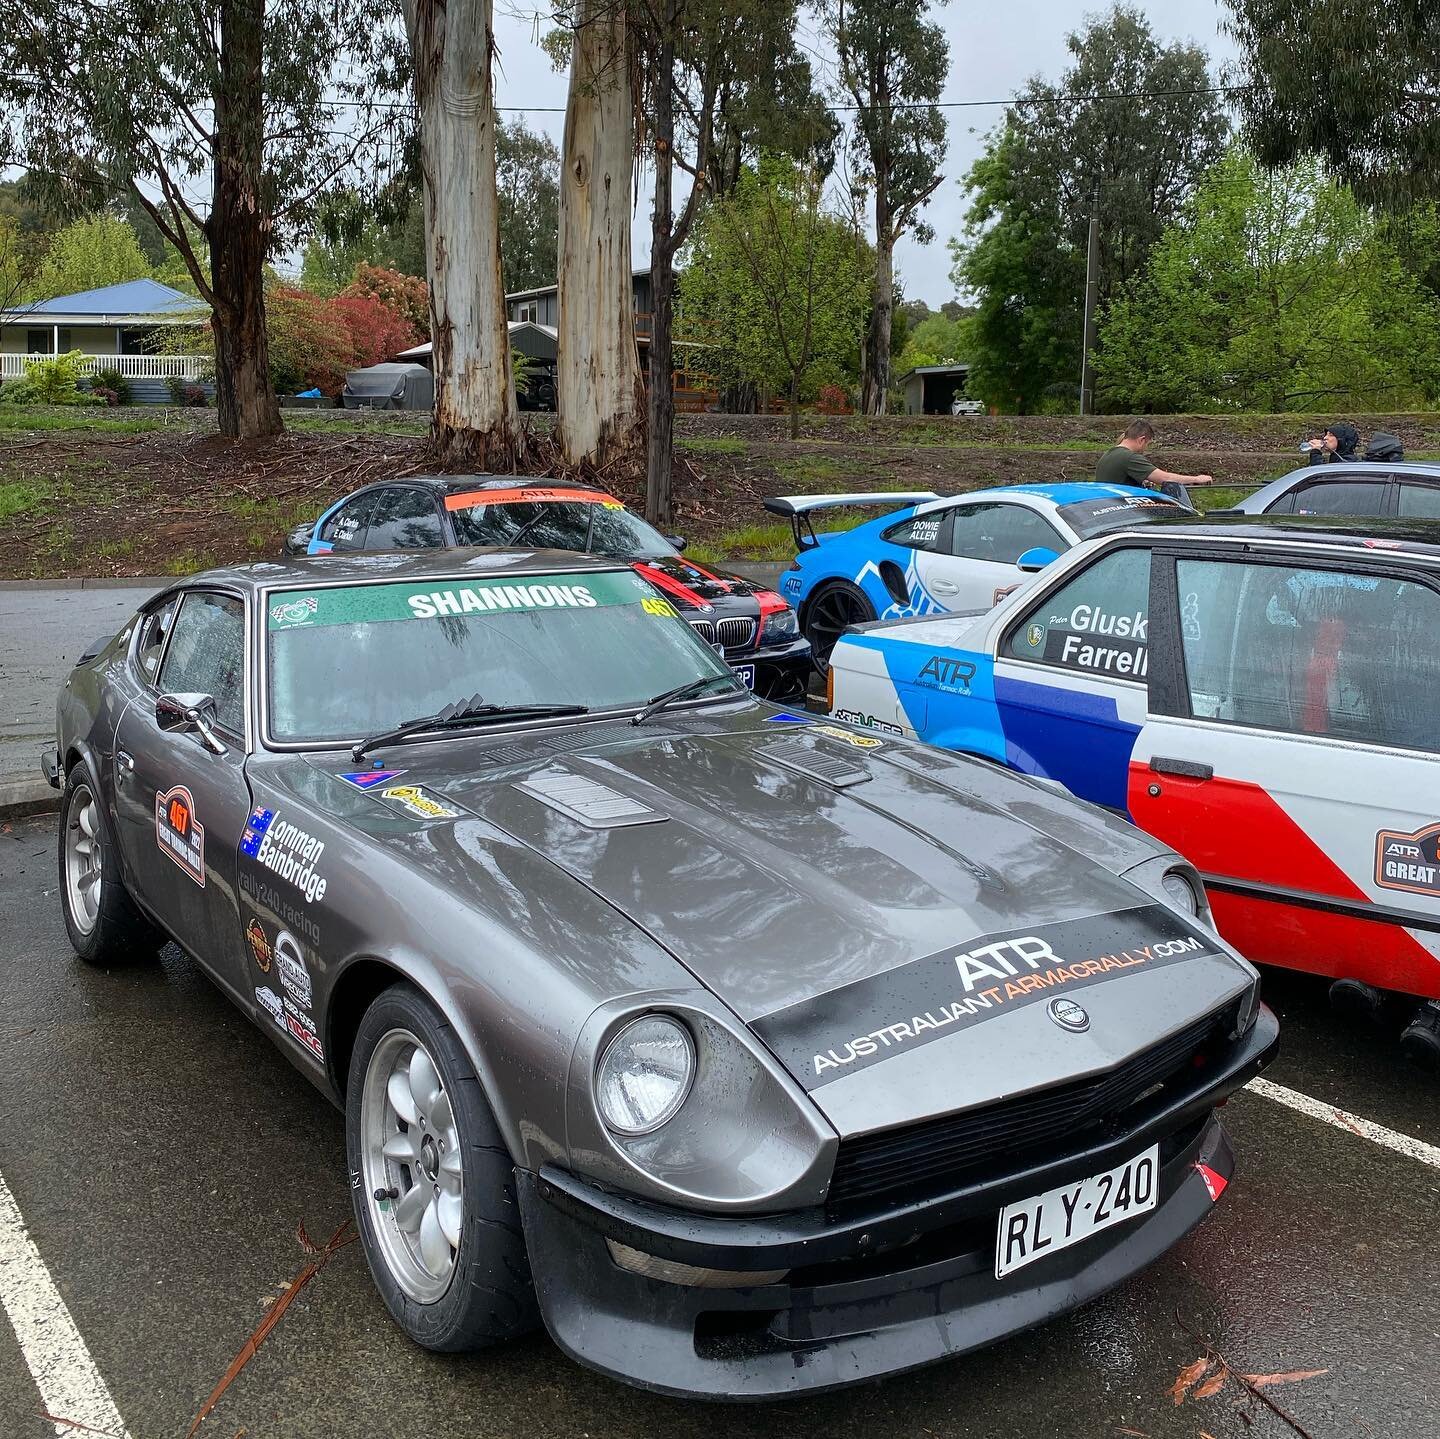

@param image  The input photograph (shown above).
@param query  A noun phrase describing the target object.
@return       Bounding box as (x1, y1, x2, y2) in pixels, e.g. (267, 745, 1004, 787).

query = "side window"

(948, 503, 1066, 565)
(157, 593, 247, 737)
(1176, 558, 1440, 753)
(318, 493, 379, 552)
(366, 488, 445, 550)
(134, 596, 181, 685)
(1007, 547, 1151, 682)
(881, 509, 951, 553)
(1398, 483, 1440, 520)
(1286, 479, 1387, 516)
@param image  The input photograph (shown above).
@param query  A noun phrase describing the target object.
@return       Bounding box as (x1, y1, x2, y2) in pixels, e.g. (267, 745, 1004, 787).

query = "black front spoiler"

(518, 1007, 1278, 1399)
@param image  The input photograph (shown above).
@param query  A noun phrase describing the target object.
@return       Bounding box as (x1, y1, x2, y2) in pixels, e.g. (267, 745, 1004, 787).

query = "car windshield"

(264, 569, 734, 745)
(447, 492, 676, 560)
(1057, 494, 1189, 536)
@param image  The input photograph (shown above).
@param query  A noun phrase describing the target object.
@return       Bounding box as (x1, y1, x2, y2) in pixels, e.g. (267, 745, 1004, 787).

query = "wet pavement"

(2, 814, 1436, 1439)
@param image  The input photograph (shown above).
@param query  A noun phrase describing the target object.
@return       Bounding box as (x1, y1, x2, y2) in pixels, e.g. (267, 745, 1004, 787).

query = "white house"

(0, 278, 210, 395)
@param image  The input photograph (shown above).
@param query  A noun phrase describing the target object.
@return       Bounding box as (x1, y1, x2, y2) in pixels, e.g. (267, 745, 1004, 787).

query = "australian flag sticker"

(240, 806, 275, 858)
(338, 769, 405, 790)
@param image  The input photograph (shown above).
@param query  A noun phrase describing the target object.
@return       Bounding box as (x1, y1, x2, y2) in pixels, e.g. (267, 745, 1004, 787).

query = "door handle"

(1149, 756, 1212, 781)
(115, 750, 135, 785)
(931, 580, 960, 595)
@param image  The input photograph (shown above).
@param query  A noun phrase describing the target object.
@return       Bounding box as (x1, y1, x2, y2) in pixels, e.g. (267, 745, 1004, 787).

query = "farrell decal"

(155, 784, 205, 886)
(1375, 823, 1440, 897)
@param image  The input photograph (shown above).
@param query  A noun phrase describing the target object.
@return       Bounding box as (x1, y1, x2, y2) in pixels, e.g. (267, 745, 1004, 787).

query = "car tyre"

(58, 765, 163, 966)
(347, 982, 538, 1352)
(802, 580, 877, 671)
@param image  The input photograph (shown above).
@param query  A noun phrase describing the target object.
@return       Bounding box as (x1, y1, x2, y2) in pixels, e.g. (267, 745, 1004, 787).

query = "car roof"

(393, 474, 613, 498)
(1268, 461, 1440, 483)
(165, 546, 633, 598)
(955, 482, 1165, 506)
(1109, 513, 1440, 560)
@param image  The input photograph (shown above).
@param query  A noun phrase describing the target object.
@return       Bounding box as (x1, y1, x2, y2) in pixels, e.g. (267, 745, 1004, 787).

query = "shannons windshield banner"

(266, 572, 645, 631)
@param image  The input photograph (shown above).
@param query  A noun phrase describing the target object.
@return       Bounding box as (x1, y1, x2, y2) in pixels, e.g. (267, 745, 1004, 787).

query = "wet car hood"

(286, 713, 1253, 1132)
(631, 554, 779, 613)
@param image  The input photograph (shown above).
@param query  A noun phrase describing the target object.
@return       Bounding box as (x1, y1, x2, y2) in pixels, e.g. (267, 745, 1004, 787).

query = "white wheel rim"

(64, 785, 103, 936)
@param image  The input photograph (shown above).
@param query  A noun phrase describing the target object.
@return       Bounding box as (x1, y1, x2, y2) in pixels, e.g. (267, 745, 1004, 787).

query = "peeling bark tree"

(557, 0, 644, 470)
(404, 0, 522, 468)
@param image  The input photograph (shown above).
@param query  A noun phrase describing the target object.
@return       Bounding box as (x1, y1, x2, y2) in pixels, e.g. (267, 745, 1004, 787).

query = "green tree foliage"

(952, 5, 1228, 411)
(495, 120, 561, 294)
(679, 157, 870, 437)
(28, 214, 152, 299)
(1095, 148, 1440, 413)
(823, 0, 949, 413)
(895, 311, 969, 374)
(1225, 0, 1440, 208)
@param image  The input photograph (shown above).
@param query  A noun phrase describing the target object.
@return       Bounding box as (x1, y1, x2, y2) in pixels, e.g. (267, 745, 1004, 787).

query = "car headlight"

(596, 1015, 695, 1135)
(759, 606, 799, 644)
(1162, 868, 1200, 916)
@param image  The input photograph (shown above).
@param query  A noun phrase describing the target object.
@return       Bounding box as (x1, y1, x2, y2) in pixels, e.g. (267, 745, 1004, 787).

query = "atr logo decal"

(155, 784, 205, 885)
(380, 785, 460, 821)
(270, 596, 318, 627)
(273, 930, 313, 1008)
(782, 575, 802, 595)
(338, 769, 405, 791)
(749, 906, 1216, 1088)
(252, 813, 328, 903)
(917, 653, 976, 695)
(832, 707, 904, 735)
(811, 723, 884, 750)
(246, 919, 273, 973)
(1375, 823, 1440, 897)
(240, 805, 275, 858)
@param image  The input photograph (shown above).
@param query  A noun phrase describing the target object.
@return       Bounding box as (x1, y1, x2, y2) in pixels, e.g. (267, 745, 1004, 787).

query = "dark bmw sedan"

(284, 476, 812, 701)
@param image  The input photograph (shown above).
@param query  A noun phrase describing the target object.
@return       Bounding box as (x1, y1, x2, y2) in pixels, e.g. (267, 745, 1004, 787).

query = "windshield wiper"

(351, 694, 589, 760)
(630, 674, 738, 727)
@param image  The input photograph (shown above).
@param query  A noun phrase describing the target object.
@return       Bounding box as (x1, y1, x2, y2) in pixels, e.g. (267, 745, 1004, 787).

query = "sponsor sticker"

(285, 1011, 324, 1061)
(379, 785, 460, 821)
(338, 768, 406, 791)
(782, 575, 801, 595)
(274, 930, 313, 1008)
(251, 812, 328, 904)
(254, 986, 285, 1029)
(270, 596, 319, 628)
(240, 805, 275, 859)
(1026, 622, 1045, 649)
(641, 596, 679, 618)
(749, 905, 1220, 1089)
(155, 784, 205, 886)
(811, 723, 884, 750)
(1034, 601, 1149, 678)
(246, 918, 273, 974)
(1374, 823, 1440, 897)
(832, 707, 904, 735)
(765, 712, 812, 724)
(917, 653, 975, 695)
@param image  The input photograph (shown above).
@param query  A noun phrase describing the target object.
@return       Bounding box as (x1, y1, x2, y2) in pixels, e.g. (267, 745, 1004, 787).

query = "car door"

(364, 486, 447, 551)
(987, 542, 1154, 811)
(1129, 548, 1440, 998)
(309, 489, 382, 555)
(1263, 473, 1393, 517)
(1396, 478, 1440, 521)
(112, 588, 256, 1005)
(920, 501, 1068, 612)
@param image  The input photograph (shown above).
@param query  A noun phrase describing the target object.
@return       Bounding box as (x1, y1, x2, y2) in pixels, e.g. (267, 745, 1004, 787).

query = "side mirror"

(878, 559, 911, 608)
(156, 692, 227, 755)
(1017, 546, 1060, 573)
(664, 534, 687, 552)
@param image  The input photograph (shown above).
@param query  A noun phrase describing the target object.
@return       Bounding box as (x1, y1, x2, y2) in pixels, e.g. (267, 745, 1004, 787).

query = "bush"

(90, 366, 133, 405)
(815, 382, 852, 415)
(345, 262, 429, 335)
(89, 385, 120, 407)
(166, 376, 209, 406)
(327, 292, 418, 369)
(0, 351, 91, 405)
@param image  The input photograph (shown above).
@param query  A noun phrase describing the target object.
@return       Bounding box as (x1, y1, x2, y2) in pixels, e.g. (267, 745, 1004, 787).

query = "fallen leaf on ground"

(1192, 1369, 1229, 1400)
(1170, 1357, 1214, 1404)
(1243, 1369, 1329, 1389)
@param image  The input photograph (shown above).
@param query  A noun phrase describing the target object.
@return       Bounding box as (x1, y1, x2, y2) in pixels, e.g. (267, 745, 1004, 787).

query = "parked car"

(45, 549, 1275, 1399)
(825, 514, 1440, 1068)
(767, 483, 1194, 668)
(285, 476, 811, 700)
(1222, 461, 1440, 518)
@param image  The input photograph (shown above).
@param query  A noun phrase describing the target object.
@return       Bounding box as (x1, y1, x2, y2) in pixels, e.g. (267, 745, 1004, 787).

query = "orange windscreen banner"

(444, 487, 619, 512)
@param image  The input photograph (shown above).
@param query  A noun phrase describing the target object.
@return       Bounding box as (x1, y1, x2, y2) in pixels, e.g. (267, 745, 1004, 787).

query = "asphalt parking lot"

(2, 810, 1438, 1439)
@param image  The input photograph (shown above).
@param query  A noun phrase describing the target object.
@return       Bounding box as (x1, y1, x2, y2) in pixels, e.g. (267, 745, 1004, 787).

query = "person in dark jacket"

(1305, 421, 1360, 464)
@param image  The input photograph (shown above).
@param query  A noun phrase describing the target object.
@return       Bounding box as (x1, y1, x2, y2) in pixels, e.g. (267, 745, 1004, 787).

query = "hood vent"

(764, 741, 871, 789)
(515, 769, 668, 829)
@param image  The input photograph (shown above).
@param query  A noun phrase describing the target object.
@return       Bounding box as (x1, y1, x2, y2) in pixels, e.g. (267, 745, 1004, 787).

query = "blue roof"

(8, 278, 204, 319)
(981, 482, 1159, 504)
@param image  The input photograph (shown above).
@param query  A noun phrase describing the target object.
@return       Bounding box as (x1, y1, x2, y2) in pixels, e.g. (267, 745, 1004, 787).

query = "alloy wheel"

(806, 586, 874, 671)
(64, 785, 103, 936)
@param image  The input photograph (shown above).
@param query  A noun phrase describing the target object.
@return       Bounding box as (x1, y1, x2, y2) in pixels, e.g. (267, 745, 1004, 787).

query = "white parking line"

(1247, 1076, 1440, 1171)
(0, 1168, 129, 1439)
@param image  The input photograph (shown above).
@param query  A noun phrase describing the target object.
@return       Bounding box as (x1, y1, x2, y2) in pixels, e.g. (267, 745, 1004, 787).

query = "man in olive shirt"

(1095, 419, 1214, 491)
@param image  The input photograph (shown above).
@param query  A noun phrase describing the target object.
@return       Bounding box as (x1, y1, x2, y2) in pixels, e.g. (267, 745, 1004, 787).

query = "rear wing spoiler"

(762, 491, 943, 551)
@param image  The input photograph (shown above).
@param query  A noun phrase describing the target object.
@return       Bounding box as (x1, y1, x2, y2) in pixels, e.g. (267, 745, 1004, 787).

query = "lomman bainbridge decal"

(750, 905, 1221, 1089)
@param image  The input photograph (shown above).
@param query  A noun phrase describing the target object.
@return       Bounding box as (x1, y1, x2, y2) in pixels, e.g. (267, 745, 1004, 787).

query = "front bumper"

(519, 1006, 1277, 1400)
(744, 637, 813, 702)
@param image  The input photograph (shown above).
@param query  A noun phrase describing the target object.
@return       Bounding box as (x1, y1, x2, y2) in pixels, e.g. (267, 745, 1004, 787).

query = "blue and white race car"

(767, 483, 1192, 667)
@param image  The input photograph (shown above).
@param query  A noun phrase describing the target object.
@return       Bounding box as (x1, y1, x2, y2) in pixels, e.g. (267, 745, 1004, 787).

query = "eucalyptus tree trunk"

(644, 0, 678, 526)
(862, 198, 894, 416)
(404, 0, 521, 468)
(557, 0, 643, 469)
(210, 0, 281, 440)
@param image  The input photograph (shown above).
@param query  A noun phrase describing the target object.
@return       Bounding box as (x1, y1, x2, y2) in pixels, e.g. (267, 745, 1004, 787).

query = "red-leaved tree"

(343, 263, 430, 338)
(328, 292, 420, 368)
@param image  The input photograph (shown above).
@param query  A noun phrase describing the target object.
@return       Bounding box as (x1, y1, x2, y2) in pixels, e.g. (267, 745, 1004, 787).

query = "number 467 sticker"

(156, 783, 206, 885)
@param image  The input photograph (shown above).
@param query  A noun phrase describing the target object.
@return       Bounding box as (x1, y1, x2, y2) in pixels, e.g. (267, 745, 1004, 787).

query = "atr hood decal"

(750, 905, 1220, 1089)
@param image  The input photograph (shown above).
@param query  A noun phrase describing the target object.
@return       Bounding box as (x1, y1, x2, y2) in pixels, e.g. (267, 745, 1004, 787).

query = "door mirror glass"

(156, 692, 227, 753)
(664, 534, 687, 552)
(1017, 546, 1060, 572)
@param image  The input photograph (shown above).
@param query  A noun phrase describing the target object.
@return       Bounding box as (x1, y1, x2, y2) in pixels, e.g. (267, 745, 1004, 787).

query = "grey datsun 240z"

(46, 548, 1278, 1400)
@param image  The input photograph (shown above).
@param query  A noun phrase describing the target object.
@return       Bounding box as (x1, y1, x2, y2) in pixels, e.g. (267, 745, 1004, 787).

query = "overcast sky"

(491, 0, 1240, 306)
